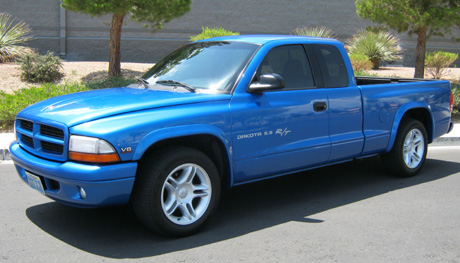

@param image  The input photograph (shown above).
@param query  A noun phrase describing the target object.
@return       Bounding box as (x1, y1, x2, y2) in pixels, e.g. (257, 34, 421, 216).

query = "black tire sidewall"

(385, 119, 428, 177)
(132, 147, 221, 237)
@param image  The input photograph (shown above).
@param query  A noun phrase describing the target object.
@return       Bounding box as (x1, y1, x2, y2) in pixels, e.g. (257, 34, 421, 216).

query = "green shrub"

(346, 30, 402, 69)
(354, 70, 379, 77)
(0, 12, 34, 63)
(452, 82, 460, 116)
(349, 53, 373, 72)
(20, 51, 63, 83)
(0, 77, 136, 129)
(0, 83, 88, 129)
(425, 51, 458, 79)
(291, 26, 336, 39)
(85, 77, 136, 90)
(190, 27, 240, 41)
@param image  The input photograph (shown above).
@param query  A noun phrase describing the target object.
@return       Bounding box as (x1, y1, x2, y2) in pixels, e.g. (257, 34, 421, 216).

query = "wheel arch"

(386, 103, 434, 152)
(132, 125, 234, 188)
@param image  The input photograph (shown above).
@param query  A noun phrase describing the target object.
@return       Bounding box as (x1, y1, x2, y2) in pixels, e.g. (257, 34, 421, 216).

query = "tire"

(131, 146, 221, 237)
(382, 118, 428, 177)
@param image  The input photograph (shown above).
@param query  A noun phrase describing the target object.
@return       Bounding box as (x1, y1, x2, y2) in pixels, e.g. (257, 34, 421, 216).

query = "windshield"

(142, 41, 259, 93)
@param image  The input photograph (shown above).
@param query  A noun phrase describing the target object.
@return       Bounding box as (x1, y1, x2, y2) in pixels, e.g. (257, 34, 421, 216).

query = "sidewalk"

(1, 122, 459, 161)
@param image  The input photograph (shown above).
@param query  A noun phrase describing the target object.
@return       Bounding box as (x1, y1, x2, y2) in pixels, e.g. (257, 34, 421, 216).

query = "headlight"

(69, 135, 120, 163)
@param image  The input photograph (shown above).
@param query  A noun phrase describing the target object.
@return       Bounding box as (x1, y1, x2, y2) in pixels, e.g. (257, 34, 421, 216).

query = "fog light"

(79, 186, 87, 199)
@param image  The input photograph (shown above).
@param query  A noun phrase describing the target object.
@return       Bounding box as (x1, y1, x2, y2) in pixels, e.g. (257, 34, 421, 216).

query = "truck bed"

(356, 76, 438, 85)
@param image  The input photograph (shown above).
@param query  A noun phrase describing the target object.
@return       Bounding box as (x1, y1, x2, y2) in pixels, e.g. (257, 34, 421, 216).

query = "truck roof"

(197, 34, 339, 45)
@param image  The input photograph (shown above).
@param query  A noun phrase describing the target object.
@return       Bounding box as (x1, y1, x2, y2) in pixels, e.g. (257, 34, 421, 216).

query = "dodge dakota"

(10, 35, 454, 236)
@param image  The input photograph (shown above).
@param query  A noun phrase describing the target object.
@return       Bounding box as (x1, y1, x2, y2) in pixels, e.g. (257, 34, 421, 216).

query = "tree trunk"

(371, 58, 380, 70)
(414, 26, 427, 78)
(109, 13, 125, 78)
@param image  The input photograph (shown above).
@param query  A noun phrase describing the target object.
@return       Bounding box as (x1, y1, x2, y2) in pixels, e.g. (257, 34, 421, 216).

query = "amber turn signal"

(69, 152, 120, 163)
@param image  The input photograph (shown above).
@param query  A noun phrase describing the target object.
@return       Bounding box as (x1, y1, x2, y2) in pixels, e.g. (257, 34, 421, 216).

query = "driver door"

(230, 44, 331, 183)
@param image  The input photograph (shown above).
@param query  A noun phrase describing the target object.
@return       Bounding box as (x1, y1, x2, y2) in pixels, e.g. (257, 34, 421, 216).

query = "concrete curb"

(432, 137, 460, 146)
(1, 148, 11, 161)
(0, 133, 14, 161)
(431, 137, 460, 146)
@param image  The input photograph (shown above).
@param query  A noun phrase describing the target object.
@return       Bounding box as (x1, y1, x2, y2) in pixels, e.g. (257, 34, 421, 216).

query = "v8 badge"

(120, 146, 132, 153)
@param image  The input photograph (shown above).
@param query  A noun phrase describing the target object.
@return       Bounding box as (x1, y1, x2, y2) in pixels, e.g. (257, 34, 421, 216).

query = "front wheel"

(382, 119, 428, 177)
(131, 147, 220, 237)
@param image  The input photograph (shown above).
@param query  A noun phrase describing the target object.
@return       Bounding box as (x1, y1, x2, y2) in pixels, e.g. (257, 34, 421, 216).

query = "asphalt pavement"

(1, 145, 459, 262)
(0, 119, 459, 262)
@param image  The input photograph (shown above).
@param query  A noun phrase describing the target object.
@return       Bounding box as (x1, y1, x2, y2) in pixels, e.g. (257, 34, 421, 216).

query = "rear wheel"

(382, 119, 428, 177)
(132, 147, 220, 237)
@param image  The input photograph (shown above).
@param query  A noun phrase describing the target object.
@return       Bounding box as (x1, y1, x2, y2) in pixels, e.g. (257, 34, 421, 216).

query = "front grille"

(41, 125, 64, 139)
(21, 120, 33, 131)
(22, 135, 34, 147)
(16, 118, 67, 161)
(41, 141, 64, 154)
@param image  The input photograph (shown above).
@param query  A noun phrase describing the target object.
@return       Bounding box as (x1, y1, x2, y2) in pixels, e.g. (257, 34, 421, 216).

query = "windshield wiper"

(156, 80, 196, 93)
(138, 78, 150, 89)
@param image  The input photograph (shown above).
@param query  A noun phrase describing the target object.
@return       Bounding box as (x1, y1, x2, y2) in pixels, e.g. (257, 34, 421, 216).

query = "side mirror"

(248, 73, 285, 93)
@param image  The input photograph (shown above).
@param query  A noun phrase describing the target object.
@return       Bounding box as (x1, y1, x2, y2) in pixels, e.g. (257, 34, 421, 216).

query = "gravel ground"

(0, 62, 459, 94)
(0, 61, 154, 93)
(368, 66, 460, 80)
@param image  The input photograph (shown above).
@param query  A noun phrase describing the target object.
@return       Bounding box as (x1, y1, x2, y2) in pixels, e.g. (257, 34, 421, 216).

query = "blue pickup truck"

(10, 35, 454, 236)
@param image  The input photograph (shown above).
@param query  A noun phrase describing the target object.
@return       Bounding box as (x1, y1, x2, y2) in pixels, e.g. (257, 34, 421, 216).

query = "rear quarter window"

(314, 45, 349, 88)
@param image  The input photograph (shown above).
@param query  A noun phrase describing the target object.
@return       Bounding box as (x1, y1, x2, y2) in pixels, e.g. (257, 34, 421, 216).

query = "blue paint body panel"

(10, 35, 453, 208)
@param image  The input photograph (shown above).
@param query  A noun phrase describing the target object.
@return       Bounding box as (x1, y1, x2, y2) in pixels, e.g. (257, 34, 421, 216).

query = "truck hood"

(17, 87, 232, 127)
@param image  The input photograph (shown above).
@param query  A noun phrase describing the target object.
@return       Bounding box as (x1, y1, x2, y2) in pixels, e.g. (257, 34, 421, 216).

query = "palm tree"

(0, 13, 34, 63)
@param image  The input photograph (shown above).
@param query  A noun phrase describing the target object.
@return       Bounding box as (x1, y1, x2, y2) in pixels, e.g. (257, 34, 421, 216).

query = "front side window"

(143, 41, 259, 93)
(256, 45, 315, 90)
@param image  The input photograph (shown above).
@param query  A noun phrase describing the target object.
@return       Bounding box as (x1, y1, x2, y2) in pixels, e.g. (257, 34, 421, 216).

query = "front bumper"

(9, 142, 137, 208)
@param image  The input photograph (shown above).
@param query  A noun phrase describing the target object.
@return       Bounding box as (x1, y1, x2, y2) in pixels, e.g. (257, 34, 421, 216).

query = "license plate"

(26, 172, 45, 195)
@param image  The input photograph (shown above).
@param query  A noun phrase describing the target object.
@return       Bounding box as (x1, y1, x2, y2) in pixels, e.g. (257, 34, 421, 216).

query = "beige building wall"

(2, 0, 459, 66)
